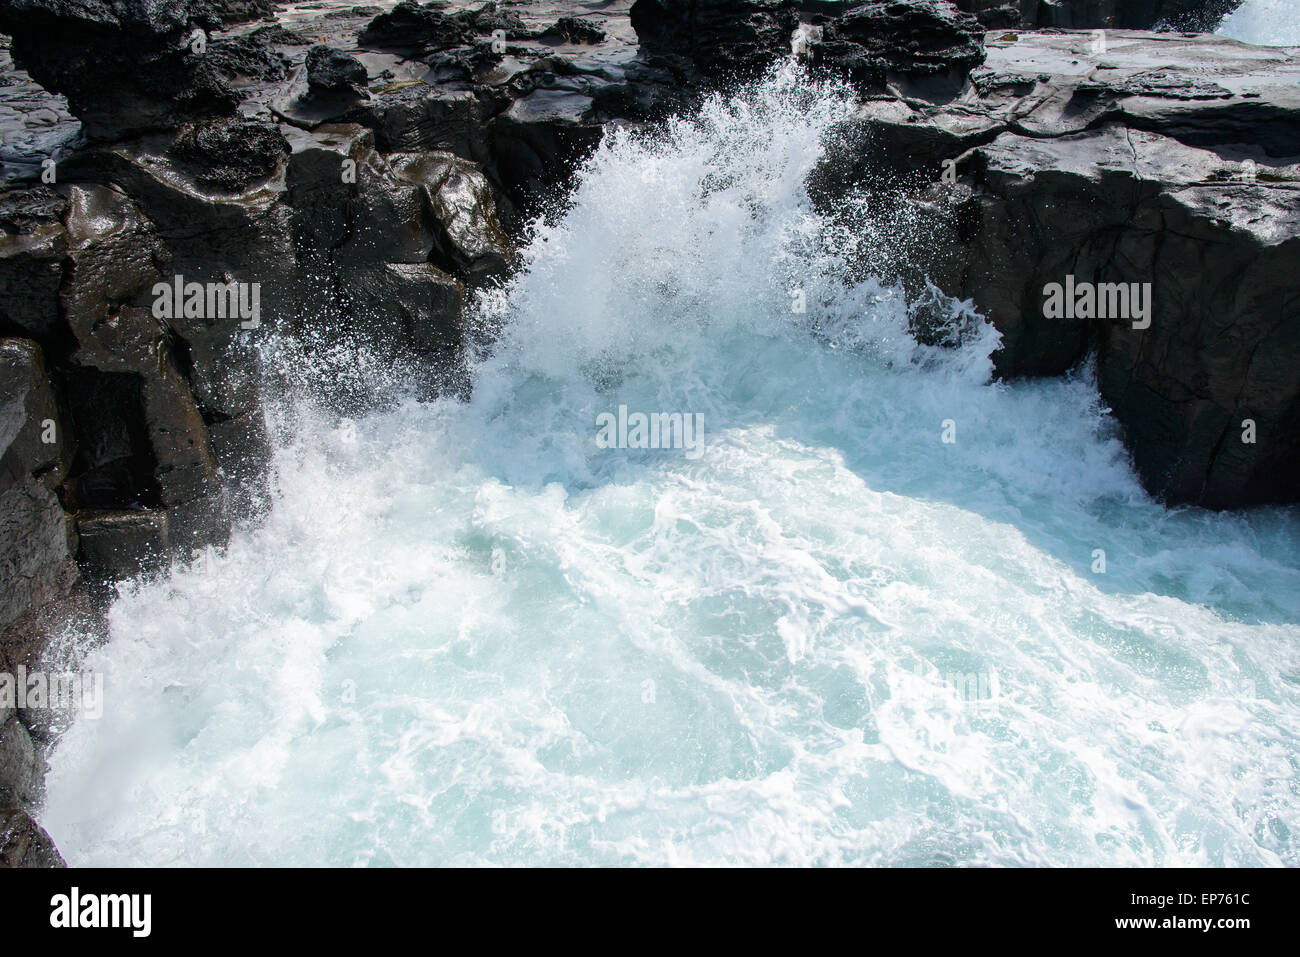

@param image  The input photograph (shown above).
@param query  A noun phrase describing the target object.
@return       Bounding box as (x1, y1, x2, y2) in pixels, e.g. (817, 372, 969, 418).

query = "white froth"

(41, 67, 1300, 867)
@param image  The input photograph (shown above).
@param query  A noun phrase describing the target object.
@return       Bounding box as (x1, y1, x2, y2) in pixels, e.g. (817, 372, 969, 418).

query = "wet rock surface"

(0, 807, 65, 867)
(170, 118, 292, 192)
(954, 0, 1243, 29)
(813, 29, 1300, 508)
(201, 0, 282, 24)
(306, 44, 371, 99)
(630, 0, 800, 78)
(0, 337, 75, 638)
(807, 0, 987, 92)
(0, 0, 242, 141)
(0, 714, 40, 807)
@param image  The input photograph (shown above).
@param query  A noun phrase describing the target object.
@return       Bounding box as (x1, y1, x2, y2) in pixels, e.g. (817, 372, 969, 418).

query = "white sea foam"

(41, 67, 1300, 867)
(1217, 0, 1300, 45)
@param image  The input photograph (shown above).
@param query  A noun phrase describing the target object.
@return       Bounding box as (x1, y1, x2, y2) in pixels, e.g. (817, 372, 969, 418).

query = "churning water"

(1217, 0, 1300, 45)
(42, 68, 1300, 866)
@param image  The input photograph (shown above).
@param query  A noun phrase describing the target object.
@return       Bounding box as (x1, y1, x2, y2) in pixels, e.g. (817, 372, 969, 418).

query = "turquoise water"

(1217, 0, 1300, 45)
(42, 69, 1300, 866)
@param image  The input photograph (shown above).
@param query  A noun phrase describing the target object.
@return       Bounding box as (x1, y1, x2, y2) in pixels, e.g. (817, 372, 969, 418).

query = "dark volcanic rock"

(950, 0, 1020, 27)
(0, 338, 75, 638)
(953, 0, 1244, 29)
(0, 187, 65, 233)
(0, 808, 65, 867)
(73, 136, 297, 422)
(967, 127, 1298, 507)
(76, 509, 170, 583)
(0, 0, 242, 140)
(306, 45, 370, 98)
(359, 86, 490, 157)
(389, 151, 515, 279)
(207, 31, 294, 83)
(340, 260, 465, 362)
(808, 1, 987, 93)
(488, 86, 606, 222)
(170, 118, 291, 193)
(630, 0, 800, 79)
(58, 184, 233, 546)
(0, 188, 69, 349)
(199, 0, 280, 25)
(0, 715, 40, 807)
(817, 30, 1300, 508)
(539, 15, 607, 44)
(468, 4, 528, 37)
(282, 124, 501, 369)
(357, 0, 541, 64)
(360, 1, 475, 52)
(249, 23, 311, 45)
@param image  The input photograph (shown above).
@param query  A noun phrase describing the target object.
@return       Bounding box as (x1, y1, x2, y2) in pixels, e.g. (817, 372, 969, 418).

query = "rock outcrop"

(170, 117, 291, 193)
(806, 0, 987, 93)
(0, 714, 40, 808)
(0, 7, 519, 628)
(630, 0, 801, 78)
(305, 45, 370, 101)
(0, 0, 241, 140)
(0, 337, 75, 637)
(358, 1, 477, 52)
(0, 808, 65, 867)
(812, 29, 1300, 507)
(954, 0, 1243, 29)
(201, 0, 281, 26)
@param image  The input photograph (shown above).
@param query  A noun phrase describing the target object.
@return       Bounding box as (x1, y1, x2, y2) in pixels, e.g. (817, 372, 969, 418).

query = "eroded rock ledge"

(817, 29, 1300, 508)
(954, 0, 1243, 30)
(0, 0, 1292, 863)
(0, 807, 65, 867)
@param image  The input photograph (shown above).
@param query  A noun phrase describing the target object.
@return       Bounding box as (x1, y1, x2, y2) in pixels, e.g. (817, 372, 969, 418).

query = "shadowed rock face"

(0, 188, 69, 348)
(631, 0, 801, 78)
(0, 0, 241, 140)
(954, 0, 1243, 29)
(807, 0, 987, 92)
(0, 337, 75, 638)
(169, 118, 291, 192)
(0, 715, 41, 808)
(972, 127, 1298, 507)
(306, 45, 370, 98)
(0, 336, 80, 822)
(810, 29, 1300, 508)
(0, 808, 65, 867)
(199, 0, 280, 25)
(359, 0, 477, 52)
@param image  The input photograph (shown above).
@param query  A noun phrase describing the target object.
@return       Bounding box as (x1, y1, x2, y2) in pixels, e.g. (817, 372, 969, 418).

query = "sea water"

(41, 67, 1300, 867)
